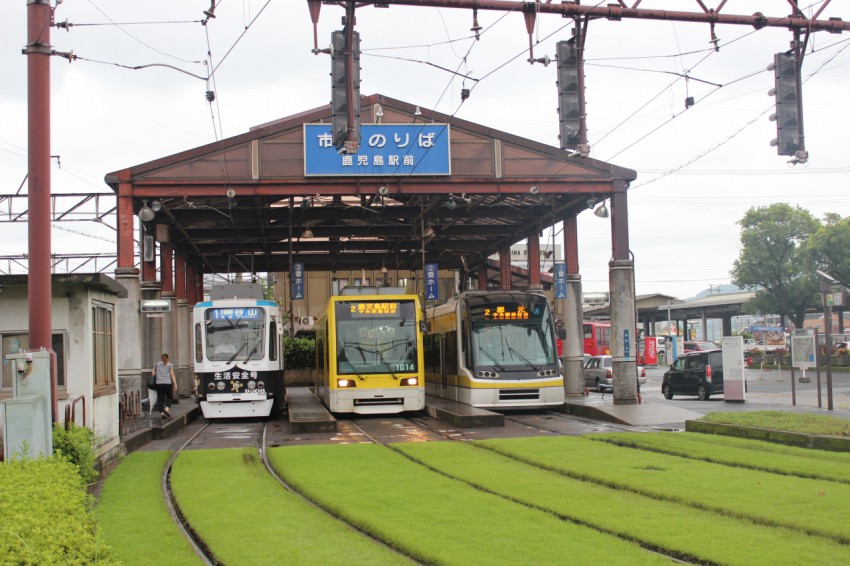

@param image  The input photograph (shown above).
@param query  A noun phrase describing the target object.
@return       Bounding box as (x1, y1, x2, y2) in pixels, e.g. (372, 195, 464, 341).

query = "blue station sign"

(554, 263, 567, 299)
(304, 123, 451, 176)
(425, 263, 439, 301)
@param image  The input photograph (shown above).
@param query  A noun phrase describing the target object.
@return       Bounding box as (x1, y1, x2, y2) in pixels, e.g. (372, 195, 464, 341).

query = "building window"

(1, 332, 66, 392)
(92, 302, 115, 387)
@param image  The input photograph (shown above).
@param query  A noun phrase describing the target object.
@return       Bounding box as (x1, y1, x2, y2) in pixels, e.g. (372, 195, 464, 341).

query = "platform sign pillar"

(722, 336, 746, 403)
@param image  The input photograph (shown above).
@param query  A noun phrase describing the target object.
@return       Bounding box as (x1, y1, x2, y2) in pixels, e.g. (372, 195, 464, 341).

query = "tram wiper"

(228, 342, 248, 364)
(478, 346, 505, 372)
(244, 340, 261, 363)
(505, 339, 539, 371)
(375, 345, 399, 380)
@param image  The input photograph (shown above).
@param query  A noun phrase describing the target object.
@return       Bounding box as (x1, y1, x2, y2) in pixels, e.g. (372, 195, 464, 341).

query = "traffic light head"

(330, 30, 361, 151)
(769, 51, 801, 156)
(556, 39, 581, 150)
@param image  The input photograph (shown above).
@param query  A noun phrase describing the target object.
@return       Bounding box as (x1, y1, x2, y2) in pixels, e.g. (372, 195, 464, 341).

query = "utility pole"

(26, 0, 53, 351)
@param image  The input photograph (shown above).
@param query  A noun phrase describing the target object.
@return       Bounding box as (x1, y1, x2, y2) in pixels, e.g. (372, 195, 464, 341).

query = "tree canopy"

(807, 213, 850, 289)
(730, 203, 821, 328)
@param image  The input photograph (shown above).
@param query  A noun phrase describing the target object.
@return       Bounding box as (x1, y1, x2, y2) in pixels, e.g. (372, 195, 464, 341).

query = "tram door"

(439, 334, 449, 398)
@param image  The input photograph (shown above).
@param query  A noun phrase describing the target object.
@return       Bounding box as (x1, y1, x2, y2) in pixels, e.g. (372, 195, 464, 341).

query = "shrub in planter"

(283, 336, 316, 370)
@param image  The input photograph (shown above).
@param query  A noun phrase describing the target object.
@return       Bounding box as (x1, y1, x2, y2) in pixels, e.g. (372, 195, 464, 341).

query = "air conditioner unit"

(300, 316, 315, 326)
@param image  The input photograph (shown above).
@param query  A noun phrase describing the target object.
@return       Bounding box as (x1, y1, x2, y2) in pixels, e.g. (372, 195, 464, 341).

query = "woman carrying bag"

(151, 353, 178, 418)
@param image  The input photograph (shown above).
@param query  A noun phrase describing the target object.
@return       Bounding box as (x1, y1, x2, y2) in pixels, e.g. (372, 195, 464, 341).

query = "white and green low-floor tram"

(424, 291, 565, 409)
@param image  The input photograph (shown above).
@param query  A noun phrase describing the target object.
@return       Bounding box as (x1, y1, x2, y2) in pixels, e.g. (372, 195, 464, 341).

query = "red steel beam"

(379, 0, 849, 32)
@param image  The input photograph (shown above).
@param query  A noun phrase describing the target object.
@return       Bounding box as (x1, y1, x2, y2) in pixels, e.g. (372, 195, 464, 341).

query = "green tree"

(807, 213, 850, 288)
(730, 203, 820, 329)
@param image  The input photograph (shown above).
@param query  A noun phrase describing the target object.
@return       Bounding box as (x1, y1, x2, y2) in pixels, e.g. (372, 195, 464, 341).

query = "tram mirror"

(419, 321, 428, 333)
(557, 328, 567, 340)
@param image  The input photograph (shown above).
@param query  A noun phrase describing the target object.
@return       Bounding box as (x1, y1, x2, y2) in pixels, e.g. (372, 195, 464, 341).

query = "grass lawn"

(394, 440, 850, 565)
(268, 443, 670, 565)
(700, 410, 850, 436)
(171, 448, 411, 565)
(96, 451, 200, 566)
(477, 436, 850, 542)
(592, 431, 850, 483)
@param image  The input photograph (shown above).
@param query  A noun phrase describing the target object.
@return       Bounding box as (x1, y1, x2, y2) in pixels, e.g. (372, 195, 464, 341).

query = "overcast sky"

(2, 1, 849, 300)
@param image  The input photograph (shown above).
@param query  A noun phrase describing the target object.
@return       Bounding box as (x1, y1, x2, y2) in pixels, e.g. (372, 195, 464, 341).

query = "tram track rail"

(161, 412, 689, 564)
(162, 419, 218, 566)
(347, 414, 691, 564)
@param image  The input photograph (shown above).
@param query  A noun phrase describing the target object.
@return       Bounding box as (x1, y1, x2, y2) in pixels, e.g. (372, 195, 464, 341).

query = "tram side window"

(194, 323, 203, 363)
(445, 331, 458, 375)
(424, 334, 439, 374)
(269, 321, 277, 361)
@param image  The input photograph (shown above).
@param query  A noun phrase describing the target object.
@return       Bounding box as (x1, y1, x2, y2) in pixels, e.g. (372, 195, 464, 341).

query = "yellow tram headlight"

(337, 379, 356, 388)
(400, 377, 418, 386)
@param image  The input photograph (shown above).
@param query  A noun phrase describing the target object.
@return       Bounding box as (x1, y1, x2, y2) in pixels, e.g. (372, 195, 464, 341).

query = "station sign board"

(304, 123, 451, 176)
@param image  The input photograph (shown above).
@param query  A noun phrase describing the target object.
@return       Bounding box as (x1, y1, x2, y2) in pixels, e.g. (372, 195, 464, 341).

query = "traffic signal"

(331, 29, 360, 151)
(769, 51, 801, 156)
(556, 39, 581, 150)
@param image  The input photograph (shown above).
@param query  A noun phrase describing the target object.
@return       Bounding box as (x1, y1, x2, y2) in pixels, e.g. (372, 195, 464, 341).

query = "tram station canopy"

(106, 94, 636, 275)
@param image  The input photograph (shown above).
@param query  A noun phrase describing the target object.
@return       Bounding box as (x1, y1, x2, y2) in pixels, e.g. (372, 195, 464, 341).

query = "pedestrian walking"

(152, 353, 177, 418)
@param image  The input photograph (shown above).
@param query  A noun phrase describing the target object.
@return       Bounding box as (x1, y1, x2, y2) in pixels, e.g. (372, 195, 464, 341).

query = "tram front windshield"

(470, 301, 557, 370)
(205, 307, 266, 362)
(335, 300, 418, 375)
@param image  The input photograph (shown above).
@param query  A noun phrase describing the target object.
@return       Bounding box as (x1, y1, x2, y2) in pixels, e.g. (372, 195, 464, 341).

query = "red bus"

(583, 321, 611, 356)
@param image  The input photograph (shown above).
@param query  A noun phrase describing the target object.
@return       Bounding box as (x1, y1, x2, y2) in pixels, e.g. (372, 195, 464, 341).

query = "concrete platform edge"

(559, 401, 631, 426)
(685, 420, 850, 452)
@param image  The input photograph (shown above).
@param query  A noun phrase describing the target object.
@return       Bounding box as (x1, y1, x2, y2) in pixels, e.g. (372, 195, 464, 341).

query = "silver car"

(584, 355, 646, 392)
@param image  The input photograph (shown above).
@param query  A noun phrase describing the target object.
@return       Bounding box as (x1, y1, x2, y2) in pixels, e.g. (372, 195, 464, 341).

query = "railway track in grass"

(345, 414, 690, 565)
(162, 417, 421, 565)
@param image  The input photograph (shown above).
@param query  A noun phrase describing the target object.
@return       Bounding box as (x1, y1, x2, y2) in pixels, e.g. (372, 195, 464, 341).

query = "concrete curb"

(685, 420, 850, 452)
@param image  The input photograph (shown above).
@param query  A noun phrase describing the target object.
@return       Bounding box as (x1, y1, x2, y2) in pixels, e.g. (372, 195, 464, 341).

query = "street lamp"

(817, 270, 836, 410)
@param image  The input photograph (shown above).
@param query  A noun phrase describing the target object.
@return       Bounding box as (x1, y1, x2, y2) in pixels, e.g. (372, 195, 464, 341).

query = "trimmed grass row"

(268, 443, 669, 565)
(700, 410, 850, 436)
(593, 431, 850, 483)
(394, 441, 850, 565)
(171, 448, 411, 565)
(96, 451, 200, 566)
(477, 436, 850, 543)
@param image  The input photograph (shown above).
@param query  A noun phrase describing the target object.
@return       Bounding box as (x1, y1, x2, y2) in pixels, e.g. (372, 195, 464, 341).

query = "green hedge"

(283, 336, 315, 369)
(0, 457, 115, 564)
(53, 422, 99, 486)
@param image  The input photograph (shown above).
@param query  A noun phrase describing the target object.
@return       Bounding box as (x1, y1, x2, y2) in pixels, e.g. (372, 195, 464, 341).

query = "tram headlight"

(247, 380, 257, 390)
(207, 382, 216, 391)
(337, 379, 356, 388)
(257, 380, 265, 389)
(400, 377, 418, 386)
(216, 381, 226, 391)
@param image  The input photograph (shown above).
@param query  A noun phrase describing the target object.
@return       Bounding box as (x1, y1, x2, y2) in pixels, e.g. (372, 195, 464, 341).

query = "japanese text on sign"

(304, 124, 451, 176)
(483, 305, 530, 321)
(349, 302, 400, 316)
(425, 263, 439, 301)
(292, 261, 304, 300)
(211, 308, 262, 321)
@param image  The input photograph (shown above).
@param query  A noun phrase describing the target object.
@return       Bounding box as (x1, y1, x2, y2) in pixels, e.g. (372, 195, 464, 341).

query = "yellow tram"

(315, 287, 426, 414)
